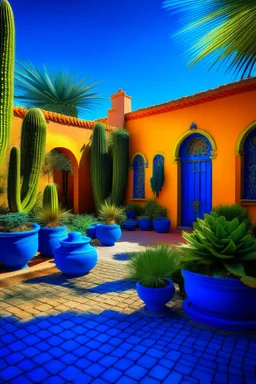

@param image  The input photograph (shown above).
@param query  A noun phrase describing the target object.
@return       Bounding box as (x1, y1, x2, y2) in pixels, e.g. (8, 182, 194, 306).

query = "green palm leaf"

(163, 0, 256, 78)
(15, 60, 105, 118)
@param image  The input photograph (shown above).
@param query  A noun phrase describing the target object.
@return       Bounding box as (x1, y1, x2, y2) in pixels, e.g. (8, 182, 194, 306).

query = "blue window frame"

(244, 128, 256, 199)
(132, 155, 145, 198)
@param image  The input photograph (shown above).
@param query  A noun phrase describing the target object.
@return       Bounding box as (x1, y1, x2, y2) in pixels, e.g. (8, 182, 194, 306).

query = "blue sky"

(11, 0, 235, 120)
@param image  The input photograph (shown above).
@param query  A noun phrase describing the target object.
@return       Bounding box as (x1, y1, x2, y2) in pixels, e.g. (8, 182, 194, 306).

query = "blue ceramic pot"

(96, 224, 121, 246)
(124, 220, 137, 231)
(153, 218, 171, 233)
(138, 218, 152, 231)
(136, 279, 175, 312)
(54, 232, 98, 276)
(127, 211, 136, 220)
(0, 223, 40, 271)
(38, 226, 68, 257)
(182, 270, 256, 331)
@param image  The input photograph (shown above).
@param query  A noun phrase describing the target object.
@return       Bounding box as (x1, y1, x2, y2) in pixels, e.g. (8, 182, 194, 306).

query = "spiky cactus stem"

(90, 122, 110, 211)
(43, 184, 59, 215)
(8, 108, 47, 213)
(110, 128, 129, 206)
(0, 0, 15, 165)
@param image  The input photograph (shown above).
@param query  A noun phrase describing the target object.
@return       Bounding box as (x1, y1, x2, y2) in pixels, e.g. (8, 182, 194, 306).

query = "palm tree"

(15, 60, 104, 118)
(163, 0, 256, 78)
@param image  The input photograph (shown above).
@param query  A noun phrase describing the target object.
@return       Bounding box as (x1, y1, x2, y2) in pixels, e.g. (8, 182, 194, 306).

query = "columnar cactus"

(0, 0, 15, 165)
(43, 183, 59, 214)
(8, 108, 47, 213)
(90, 123, 110, 211)
(110, 128, 129, 206)
(150, 156, 164, 197)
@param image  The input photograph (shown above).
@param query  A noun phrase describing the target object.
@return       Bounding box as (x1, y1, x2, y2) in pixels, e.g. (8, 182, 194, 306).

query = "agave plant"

(177, 212, 256, 288)
(15, 60, 103, 118)
(163, 0, 256, 78)
(128, 244, 179, 288)
(98, 201, 127, 225)
(212, 203, 252, 231)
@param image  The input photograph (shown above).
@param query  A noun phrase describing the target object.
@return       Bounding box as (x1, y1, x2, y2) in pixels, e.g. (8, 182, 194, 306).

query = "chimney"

(107, 89, 132, 127)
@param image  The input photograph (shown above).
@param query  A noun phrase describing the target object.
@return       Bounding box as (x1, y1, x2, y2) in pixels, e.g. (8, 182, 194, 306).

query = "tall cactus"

(8, 108, 47, 213)
(110, 128, 129, 206)
(90, 122, 110, 211)
(43, 183, 59, 215)
(0, 0, 15, 165)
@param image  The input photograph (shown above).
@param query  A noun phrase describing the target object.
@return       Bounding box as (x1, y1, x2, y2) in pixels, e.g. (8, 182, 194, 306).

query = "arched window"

(151, 154, 164, 197)
(132, 154, 145, 198)
(244, 128, 256, 199)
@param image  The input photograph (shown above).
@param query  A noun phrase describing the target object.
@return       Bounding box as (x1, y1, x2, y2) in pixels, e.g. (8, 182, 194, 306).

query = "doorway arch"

(178, 133, 213, 227)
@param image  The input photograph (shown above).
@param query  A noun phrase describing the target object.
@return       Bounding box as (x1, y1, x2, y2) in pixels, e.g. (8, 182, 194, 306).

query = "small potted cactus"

(36, 184, 68, 257)
(96, 201, 126, 246)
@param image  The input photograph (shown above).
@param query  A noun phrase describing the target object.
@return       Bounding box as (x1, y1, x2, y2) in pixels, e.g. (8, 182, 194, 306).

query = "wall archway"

(131, 153, 147, 199)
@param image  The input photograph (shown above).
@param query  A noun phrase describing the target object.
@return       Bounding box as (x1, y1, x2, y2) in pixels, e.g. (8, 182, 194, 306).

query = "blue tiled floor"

(1, 310, 256, 383)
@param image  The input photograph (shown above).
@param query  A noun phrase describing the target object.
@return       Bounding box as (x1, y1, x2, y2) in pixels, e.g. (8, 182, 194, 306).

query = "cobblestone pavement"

(0, 260, 256, 384)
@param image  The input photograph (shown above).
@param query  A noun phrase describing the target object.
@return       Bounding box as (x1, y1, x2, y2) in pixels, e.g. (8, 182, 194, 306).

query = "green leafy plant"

(176, 211, 256, 288)
(62, 214, 97, 234)
(0, 212, 31, 232)
(41, 150, 73, 182)
(98, 201, 127, 225)
(127, 244, 179, 288)
(126, 203, 145, 216)
(15, 60, 103, 118)
(144, 199, 168, 220)
(163, 0, 256, 78)
(0, 0, 15, 166)
(212, 204, 252, 231)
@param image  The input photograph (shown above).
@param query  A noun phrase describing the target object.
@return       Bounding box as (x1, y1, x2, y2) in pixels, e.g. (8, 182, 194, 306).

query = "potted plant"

(124, 219, 137, 231)
(152, 206, 171, 233)
(127, 244, 178, 313)
(126, 203, 144, 220)
(0, 213, 40, 270)
(96, 201, 126, 246)
(35, 184, 68, 257)
(177, 211, 256, 331)
(138, 199, 168, 231)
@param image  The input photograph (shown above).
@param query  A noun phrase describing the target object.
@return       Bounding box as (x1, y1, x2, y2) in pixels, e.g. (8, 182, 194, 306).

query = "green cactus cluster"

(0, 0, 15, 166)
(90, 123, 129, 211)
(8, 108, 47, 213)
(43, 183, 59, 214)
(150, 159, 164, 197)
(178, 211, 256, 288)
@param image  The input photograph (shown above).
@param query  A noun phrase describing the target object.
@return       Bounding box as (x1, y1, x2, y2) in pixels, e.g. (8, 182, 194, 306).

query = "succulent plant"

(178, 211, 256, 288)
(98, 201, 126, 225)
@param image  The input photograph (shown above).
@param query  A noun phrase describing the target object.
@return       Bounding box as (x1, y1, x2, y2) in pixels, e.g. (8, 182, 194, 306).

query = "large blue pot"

(96, 224, 121, 246)
(127, 211, 136, 220)
(38, 226, 68, 257)
(86, 223, 100, 239)
(138, 218, 152, 231)
(153, 218, 171, 233)
(182, 269, 256, 331)
(0, 223, 40, 271)
(136, 279, 175, 312)
(124, 220, 137, 231)
(54, 232, 98, 276)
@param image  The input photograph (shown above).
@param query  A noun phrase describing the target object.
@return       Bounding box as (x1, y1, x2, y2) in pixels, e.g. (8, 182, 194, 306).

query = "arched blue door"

(180, 133, 212, 227)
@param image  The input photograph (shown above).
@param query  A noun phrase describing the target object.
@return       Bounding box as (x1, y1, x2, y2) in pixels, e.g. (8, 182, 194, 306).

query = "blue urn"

(54, 232, 98, 276)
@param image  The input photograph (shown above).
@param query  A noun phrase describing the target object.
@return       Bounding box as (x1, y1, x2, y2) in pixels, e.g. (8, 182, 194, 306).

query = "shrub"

(127, 244, 179, 288)
(62, 214, 96, 235)
(144, 199, 167, 220)
(126, 203, 145, 216)
(212, 203, 252, 231)
(98, 201, 127, 225)
(176, 211, 256, 288)
(0, 212, 31, 232)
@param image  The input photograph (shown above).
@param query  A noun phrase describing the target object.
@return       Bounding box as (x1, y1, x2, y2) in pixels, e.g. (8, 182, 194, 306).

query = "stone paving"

(0, 231, 256, 383)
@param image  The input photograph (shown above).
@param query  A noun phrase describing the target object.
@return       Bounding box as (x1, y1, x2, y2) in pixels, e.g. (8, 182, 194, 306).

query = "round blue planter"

(54, 232, 98, 276)
(96, 224, 122, 246)
(86, 223, 100, 239)
(182, 269, 256, 331)
(153, 218, 171, 233)
(124, 220, 137, 231)
(138, 218, 152, 231)
(127, 211, 136, 220)
(136, 279, 175, 312)
(0, 223, 40, 271)
(38, 226, 68, 257)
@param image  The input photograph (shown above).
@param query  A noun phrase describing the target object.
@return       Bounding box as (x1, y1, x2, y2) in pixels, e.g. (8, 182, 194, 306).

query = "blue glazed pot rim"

(96, 224, 120, 229)
(0, 223, 40, 237)
(136, 278, 173, 290)
(40, 225, 66, 231)
(153, 218, 170, 222)
(182, 269, 246, 285)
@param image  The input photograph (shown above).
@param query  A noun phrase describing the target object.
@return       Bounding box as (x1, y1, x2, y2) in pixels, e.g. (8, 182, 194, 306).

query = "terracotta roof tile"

(125, 77, 256, 121)
(13, 106, 114, 132)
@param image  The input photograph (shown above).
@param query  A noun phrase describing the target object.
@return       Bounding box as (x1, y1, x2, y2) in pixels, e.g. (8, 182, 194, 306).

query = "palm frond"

(163, 0, 256, 78)
(15, 60, 106, 117)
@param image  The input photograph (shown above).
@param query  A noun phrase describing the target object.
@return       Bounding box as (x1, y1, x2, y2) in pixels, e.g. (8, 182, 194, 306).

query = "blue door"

(180, 133, 212, 227)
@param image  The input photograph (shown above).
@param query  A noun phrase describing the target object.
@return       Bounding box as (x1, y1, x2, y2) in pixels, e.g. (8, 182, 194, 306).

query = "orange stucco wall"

(9, 116, 94, 213)
(124, 90, 256, 228)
